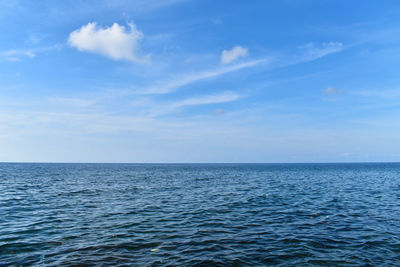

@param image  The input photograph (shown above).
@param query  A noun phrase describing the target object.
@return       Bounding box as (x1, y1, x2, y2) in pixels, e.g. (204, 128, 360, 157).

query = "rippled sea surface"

(1, 163, 400, 266)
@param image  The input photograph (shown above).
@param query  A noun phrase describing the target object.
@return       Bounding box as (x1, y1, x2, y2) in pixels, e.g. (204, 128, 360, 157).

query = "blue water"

(1, 163, 400, 266)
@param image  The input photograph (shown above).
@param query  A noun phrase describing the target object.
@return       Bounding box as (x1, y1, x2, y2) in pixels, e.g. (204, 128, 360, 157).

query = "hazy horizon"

(1, 161, 399, 164)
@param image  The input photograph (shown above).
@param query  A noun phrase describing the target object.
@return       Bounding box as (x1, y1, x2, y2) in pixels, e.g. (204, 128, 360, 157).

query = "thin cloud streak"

(137, 59, 268, 94)
(300, 42, 344, 61)
(0, 45, 62, 61)
(129, 91, 242, 117)
(171, 91, 240, 108)
(149, 91, 242, 117)
(134, 42, 344, 96)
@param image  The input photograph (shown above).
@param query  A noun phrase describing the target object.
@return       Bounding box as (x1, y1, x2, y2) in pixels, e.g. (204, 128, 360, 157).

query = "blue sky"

(1, 0, 400, 162)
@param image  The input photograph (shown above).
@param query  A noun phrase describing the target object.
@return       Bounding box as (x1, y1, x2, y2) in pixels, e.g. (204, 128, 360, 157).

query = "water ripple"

(1, 163, 400, 266)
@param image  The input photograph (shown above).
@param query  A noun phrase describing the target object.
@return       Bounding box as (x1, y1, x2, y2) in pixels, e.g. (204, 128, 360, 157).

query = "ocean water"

(1, 163, 400, 266)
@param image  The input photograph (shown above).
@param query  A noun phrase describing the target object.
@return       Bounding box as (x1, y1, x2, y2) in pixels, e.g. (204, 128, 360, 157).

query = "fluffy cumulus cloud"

(68, 22, 149, 63)
(221, 45, 249, 64)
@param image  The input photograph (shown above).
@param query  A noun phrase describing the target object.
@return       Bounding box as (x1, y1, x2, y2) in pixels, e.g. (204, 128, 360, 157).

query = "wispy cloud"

(68, 22, 150, 63)
(3, 49, 35, 57)
(1, 49, 35, 61)
(0, 105, 242, 138)
(221, 45, 249, 64)
(300, 42, 344, 61)
(0, 45, 62, 61)
(101, 41, 343, 97)
(170, 91, 240, 108)
(138, 59, 267, 94)
(132, 91, 242, 117)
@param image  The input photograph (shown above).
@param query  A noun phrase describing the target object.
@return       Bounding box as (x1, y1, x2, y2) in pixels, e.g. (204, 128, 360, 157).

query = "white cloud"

(157, 91, 240, 116)
(300, 42, 344, 61)
(1, 49, 35, 61)
(171, 91, 240, 108)
(221, 45, 249, 64)
(139, 59, 267, 94)
(132, 92, 241, 117)
(68, 22, 149, 63)
(0, 45, 62, 62)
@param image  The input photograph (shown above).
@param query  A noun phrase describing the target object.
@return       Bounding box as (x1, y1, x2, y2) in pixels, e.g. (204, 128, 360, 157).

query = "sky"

(1, 0, 400, 163)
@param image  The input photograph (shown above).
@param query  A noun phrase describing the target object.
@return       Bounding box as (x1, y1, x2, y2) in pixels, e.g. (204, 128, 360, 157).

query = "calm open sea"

(1, 163, 400, 266)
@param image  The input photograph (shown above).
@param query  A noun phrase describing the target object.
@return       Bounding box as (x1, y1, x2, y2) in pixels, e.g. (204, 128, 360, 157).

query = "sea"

(1, 163, 400, 266)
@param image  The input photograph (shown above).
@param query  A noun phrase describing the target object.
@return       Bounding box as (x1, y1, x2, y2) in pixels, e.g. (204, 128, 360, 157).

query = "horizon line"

(0, 161, 399, 164)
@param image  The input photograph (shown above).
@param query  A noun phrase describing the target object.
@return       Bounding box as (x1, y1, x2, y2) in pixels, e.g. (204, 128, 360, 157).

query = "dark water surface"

(1, 163, 400, 266)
